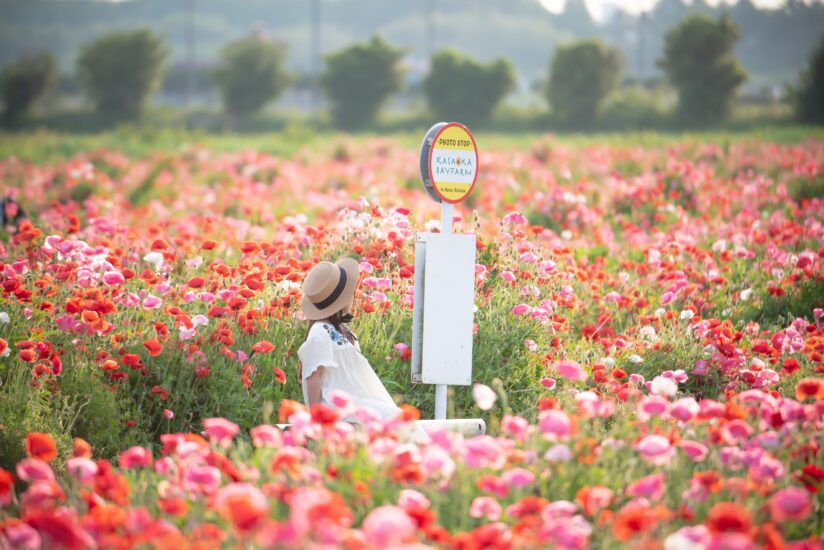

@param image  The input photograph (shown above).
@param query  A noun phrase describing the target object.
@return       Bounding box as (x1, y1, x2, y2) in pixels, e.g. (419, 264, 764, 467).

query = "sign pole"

(415, 121, 478, 422)
(433, 201, 453, 419)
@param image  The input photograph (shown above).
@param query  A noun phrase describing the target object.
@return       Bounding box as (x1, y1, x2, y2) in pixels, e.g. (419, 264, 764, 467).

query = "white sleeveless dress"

(298, 321, 402, 419)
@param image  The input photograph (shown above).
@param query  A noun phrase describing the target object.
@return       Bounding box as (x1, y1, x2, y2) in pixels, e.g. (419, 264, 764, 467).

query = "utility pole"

(184, 0, 196, 112)
(637, 10, 646, 86)
(425, 0, 435, 62)
(310, 0, 321, 112)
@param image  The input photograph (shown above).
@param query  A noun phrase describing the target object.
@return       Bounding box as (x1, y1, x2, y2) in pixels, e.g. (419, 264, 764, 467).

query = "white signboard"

(420, 232, 475, 386)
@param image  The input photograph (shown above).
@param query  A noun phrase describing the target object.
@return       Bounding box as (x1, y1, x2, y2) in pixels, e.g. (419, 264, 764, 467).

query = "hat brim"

(301, 257, 360, 320)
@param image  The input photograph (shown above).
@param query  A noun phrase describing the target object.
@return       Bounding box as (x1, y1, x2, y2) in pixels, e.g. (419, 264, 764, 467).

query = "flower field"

(0, 133, 823, 548)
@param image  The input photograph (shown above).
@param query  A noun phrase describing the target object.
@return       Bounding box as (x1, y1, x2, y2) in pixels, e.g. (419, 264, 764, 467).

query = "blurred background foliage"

(0, 0, 822, 132)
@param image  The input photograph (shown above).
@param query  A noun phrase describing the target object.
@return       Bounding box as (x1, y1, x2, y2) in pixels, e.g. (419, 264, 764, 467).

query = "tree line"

(2, 15, 823, 130)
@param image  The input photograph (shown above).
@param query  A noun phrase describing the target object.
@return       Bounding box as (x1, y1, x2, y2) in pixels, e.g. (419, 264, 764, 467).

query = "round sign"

(419, 122, 478, 204)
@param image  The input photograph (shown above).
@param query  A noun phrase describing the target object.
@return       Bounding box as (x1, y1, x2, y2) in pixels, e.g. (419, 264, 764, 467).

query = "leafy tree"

(0, 51, 57, 126)
(76, 29, 167, 122)
(793, 32, 824, 125)
(658, 14, 746, 124)
(546, 40, 622, 127)
(212, 34, 290, 119)
(423, 50, 515, 126)
(320, 36, 404, 130)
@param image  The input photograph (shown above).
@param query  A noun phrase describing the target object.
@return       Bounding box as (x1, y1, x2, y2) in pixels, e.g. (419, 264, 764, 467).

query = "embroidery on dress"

(323, 323, 347, 346)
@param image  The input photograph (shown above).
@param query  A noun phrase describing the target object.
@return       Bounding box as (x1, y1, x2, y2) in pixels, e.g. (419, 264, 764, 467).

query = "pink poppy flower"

(670, 397, 700, 422)
(2, 523, 41, 549)
(539, 409, 572, 440)
(553, 360, 587, 382)
(539, 260, 557, 273)
(720, 419, 753, 445)
(769, 487, 811, 522)
(470, 496, 502, 521)
(397, 489, 430, 510)
(503, 212, 527, 225)
(250, 425, 282, 448)
(142, 294, 162, 309)
(66, 457, 98, 482)
(118, 446, 153, 470)
(183, 465, 222, 495)
(541, 378, 557, 389)
(542, 500, 577, 520)
(15, 459, 54, 483)
(502, 468, 535, 489)
(500, 270, 516, 283)
(501, 414, 530, 440)
(677, 440, 709, 462)
(102, 271, 125, 285)
(203, 417, 240, 446)
(511, 303, 532, 315)
(635, 435, 674, 465)
(637, 396, 669, 421)
(361, 505, 415, 547)
(627, 473, 665, 501)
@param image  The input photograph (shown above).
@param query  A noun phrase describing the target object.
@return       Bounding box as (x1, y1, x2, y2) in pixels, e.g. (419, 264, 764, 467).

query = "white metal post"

(440, 202, 453, 235)
(433, 201, 453, 419)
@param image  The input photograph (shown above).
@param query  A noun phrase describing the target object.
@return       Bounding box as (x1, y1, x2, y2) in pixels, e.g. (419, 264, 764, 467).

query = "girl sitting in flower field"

(298, 258, 423, 435)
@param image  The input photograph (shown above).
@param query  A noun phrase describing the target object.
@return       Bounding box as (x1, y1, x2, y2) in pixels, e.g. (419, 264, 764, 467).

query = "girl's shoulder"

(308, 321, 351, 347)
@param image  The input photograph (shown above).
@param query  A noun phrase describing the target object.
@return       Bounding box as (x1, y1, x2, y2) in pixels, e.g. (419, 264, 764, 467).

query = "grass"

(2, 123, 823, 164)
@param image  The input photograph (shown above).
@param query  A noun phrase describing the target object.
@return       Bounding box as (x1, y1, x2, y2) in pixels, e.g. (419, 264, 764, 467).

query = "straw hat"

(301, 257, 360, 320)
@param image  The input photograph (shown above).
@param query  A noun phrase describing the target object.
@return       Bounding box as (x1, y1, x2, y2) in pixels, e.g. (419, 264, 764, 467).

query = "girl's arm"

(305, 368, 323, 406)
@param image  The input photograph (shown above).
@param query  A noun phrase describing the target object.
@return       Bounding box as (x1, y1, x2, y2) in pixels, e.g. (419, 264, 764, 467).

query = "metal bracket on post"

(411, 235, 426, 384)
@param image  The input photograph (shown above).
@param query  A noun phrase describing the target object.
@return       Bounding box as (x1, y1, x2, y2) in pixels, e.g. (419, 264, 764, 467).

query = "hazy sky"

(539, 0, 794, 20)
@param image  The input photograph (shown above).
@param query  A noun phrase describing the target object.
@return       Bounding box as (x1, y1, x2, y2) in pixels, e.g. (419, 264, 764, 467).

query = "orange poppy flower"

(26, 432, 58, 462)
(278, 399, 307, 422)
(795, 378, 824, 401)
(143, 338, 162, 356)
(73, 438, 92, 458)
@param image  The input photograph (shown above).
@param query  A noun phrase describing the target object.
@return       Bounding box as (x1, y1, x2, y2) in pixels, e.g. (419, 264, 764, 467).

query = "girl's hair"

(298, 310, 354, 379)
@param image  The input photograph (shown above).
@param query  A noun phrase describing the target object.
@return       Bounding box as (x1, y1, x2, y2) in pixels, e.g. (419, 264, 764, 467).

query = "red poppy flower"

(705, 502, 751, 533)
(143, 338, 162, 356)
(151, 386, 169, 401)
(121, 354, 143, 369)
(273, 368, 286, 384)
(201, 239, 218, 250)
(252, 340, 275, 354)
(0, 467, 13, 502)
(795, 378, 824, 401)
(187, 277, 205, 288)
(26, 432, 58, 462)
(310, 403, 339, 425)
